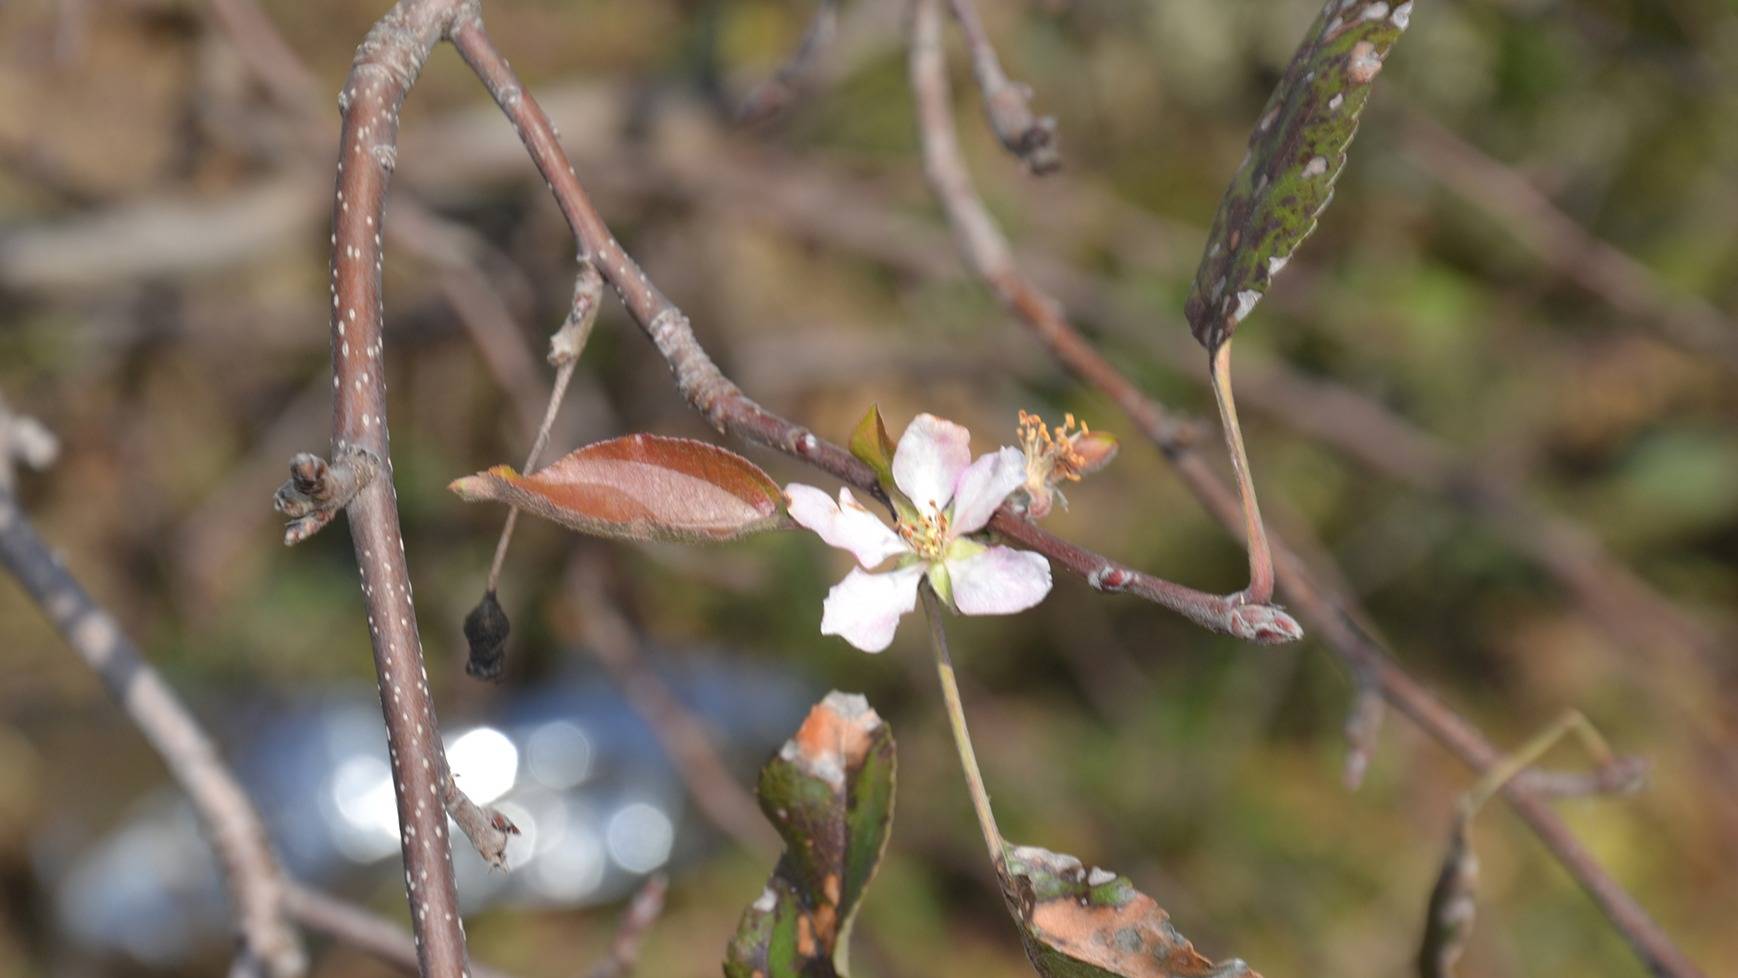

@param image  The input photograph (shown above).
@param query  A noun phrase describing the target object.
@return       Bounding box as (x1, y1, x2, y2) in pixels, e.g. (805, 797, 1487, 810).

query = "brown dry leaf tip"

(725, 691, 894, 978)
(272, 448, 378, 546)
(782, 690, 883, 788)
(1016, 410, 1118, 519)
(1002, 845, 1259, 978)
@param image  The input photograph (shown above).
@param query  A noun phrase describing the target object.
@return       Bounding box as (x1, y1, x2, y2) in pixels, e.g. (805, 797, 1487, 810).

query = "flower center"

(897, 504, 951, 561)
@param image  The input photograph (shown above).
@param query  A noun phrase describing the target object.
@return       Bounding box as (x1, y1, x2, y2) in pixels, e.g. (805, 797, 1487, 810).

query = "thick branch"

(290, 1, 487, 973)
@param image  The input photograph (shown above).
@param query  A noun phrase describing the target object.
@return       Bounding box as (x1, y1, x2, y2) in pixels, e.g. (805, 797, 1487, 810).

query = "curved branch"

(278, 1, 486, 973)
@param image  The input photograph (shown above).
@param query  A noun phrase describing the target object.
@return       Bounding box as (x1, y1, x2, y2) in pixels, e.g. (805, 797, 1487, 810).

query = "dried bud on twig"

(1014, 410, 1116, 519)
(463, 589, 510, 681)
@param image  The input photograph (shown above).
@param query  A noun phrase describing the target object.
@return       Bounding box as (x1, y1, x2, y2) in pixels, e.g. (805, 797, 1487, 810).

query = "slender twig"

(0, 487, 306, 978)
(567, 557, 778, 855)
(582, 874, 669, 978)
(920, 583, 1005, 869)
(485, 260, 604, 594)
(737, 0, 842, 126)
(943, 0, 1059, 174)
(0, 403, 303, 977)
(1458, 711, 1625, 818)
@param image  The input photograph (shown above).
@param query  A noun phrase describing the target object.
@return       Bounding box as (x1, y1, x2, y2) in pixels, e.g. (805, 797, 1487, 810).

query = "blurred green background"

(1, 0, 1735, 975)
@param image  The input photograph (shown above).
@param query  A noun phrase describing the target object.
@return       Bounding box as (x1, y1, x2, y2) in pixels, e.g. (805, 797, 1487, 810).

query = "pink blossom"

(785, 414, 1052, 652)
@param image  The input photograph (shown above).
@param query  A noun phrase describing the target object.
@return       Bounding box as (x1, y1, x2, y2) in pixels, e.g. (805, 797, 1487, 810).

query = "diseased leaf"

(725, 691, 895, 978)
(449, 433, 787, 543)
(1000, 845, 1260, 978)
(1185, 0, 1415, 351)
(849, 404, 898, 491)
(1418, 814, 1478, 978)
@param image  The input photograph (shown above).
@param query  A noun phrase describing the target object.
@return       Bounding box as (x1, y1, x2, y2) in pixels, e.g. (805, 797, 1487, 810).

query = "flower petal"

(948, 446, 1026, 535)
(892, 413, 972, 511)
(947, 546, 1052, 615)
(820, 564, 926, 653)
(785, 484, 908, 568)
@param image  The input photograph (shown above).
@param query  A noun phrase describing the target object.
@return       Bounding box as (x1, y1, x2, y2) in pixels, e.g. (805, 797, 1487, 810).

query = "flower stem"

(920, 583, 1004, 867)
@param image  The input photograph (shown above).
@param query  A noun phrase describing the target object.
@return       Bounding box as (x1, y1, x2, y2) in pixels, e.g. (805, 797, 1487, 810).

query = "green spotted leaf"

(1186, 0, 1416, 351)
(1000, 845, 1261, 978)
(724, 692, 895, 978)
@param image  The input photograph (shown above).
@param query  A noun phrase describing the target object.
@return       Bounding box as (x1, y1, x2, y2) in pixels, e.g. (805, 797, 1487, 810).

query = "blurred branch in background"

(1400, 109, 1738, 371)
(566, 555, 778, 856)
(0, 403, 306, 978)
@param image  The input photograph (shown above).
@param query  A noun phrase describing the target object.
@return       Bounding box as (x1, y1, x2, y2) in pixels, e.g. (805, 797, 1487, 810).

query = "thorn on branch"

(442, 772, 519, 870)
(272, 448, 377, 546)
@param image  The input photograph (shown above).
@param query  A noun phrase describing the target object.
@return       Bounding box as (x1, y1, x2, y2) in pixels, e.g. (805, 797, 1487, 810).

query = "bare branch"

(0, 419, 303, 977)
(280, 1, 493, 972)
(1402, 110, 1738, 370)
(944, 0, 1059, 174)
(737, 0, 842, 127)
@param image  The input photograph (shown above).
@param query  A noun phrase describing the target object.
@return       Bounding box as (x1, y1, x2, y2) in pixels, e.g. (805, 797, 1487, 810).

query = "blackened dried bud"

(464, 589, 510, 681)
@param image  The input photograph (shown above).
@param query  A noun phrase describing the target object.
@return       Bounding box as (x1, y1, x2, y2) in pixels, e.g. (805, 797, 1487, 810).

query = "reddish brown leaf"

(450, 434, 787, 543)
